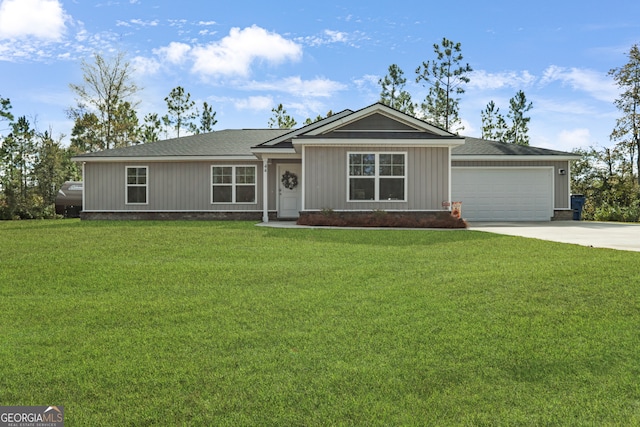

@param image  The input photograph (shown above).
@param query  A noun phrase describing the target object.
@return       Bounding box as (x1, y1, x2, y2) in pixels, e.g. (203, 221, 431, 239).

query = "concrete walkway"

(258, 220, 640, 252)
(470, 221, 640, 252)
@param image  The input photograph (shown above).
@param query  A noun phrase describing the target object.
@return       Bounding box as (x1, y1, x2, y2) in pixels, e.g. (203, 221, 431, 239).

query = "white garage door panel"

(452, 168, 553, 221)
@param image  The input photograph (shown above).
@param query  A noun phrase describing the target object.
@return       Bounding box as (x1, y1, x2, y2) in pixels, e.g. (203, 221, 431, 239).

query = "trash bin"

(571, 194, 586, 220)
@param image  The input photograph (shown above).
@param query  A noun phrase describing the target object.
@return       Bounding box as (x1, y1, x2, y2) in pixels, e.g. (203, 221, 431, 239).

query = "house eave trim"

(82, 209, 267, 213)
(72, 155, 258, 162)
(452, 155, 580, 161)
(292, 138, 465, 147)
(251, 148, 297, 154)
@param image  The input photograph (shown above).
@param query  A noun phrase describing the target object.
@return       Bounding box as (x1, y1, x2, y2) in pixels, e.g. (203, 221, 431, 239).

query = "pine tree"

(415, 38, 472, 131)
(68, 107, 102, 153)
(481, 101, 507, 141)
(163, 86, 197, 138)
(111, 101, 140, 147)
(609, 44, 640, 184)
(141, 113, 162, 143)
(33, 131, 69, 206)
(268, 104, 297, 129)
(0, 95, 13, 124)
(0, 116, 36, 217)
(379, 64, 415, 115)
(303, 110, 334, 125)
(506, 90, 533, 146)
(199, 102, 217, 133)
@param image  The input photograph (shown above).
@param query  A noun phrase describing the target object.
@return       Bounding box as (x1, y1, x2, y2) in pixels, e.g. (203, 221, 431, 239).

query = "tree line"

(571, 45, 640, 221)
(1, 41, 639, 221)
(68, 52, 219, 153)
(0, 99, 79, 219)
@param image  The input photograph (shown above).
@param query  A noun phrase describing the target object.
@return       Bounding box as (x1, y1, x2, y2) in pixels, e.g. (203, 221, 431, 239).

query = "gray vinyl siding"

(304, 146, 449, 211)
(336, 113, 416, 131)
(83, 161, 264, 211)
(452, 160, 571, 209)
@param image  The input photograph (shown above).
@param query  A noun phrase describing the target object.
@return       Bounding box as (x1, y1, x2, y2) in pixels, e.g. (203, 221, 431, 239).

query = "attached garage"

(451, 138, 580, 222)
(452, 167, 554, 222)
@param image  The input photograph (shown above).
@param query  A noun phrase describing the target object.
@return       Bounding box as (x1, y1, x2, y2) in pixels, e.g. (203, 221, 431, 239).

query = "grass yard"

(1, 220, 640, 426)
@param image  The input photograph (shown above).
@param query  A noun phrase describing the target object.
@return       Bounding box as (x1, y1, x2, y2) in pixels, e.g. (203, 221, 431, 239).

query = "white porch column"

(262, 158, 269, 223)
(81, 162, 86, 211)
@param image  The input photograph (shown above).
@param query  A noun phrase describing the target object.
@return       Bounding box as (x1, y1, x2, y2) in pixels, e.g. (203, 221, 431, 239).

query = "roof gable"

(335, 113, 418, 131)
(253, 109, 354, 148)
(305, 103, 455, 137)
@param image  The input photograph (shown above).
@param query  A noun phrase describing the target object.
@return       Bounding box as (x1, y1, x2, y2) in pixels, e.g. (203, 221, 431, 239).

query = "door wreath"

(281, 171, 298, 190)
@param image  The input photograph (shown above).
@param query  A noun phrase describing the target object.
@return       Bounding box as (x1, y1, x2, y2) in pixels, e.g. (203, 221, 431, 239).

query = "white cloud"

(190, 25, 302, 77)
(234, 96, 273, 111)
(199, 29, 217, 37)
(168, 19, 187, 27)
(131, 56, 161, 76)
(534, 97, 597, 116)
(557, 128, 592, 150)
(0, 0, 68, 41)
(243, 76, 346, 97)
(468, 70, 536, 90)
(153, 42, 191, 64)
(540, 65, 617, 103)
(130, 19, 159, 27)
(298, 29, 365, 47)
(117, 19, 158, 28)
(325, 30, 348, 43)
(457, 118, 475, 136)
(353, 74, 379, 88)
(535, 128, 593, 151)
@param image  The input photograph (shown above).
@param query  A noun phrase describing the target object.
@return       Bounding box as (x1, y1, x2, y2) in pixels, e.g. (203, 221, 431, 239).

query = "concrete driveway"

(470, 221, 640, 252)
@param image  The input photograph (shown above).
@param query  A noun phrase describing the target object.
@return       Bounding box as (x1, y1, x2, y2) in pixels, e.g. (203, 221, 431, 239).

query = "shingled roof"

(74, 129, 291, 158)
(452, 137, 578, 157)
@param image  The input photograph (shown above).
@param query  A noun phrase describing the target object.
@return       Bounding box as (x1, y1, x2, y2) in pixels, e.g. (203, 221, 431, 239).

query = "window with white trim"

(126, 166, 148, 204)
(348, 152, 406, 201)
(212, 165, 256, 203)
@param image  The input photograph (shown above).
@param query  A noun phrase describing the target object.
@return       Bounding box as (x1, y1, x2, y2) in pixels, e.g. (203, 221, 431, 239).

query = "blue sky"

(0, 0, 638, 152)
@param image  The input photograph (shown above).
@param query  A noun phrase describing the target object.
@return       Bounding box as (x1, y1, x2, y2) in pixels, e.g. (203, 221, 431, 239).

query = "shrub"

(297, 211, 468, 228)
(592, 200, 640, 222)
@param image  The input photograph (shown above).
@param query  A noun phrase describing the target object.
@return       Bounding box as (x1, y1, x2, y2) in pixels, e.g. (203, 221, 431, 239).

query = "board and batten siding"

(304, 146, 449, 211)
(451, 160, 571, 209)
(83, 161, 264, 211)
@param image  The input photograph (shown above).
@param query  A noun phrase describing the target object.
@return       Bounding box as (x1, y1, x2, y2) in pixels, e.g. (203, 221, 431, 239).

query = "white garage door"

(452, 167, 554, 222)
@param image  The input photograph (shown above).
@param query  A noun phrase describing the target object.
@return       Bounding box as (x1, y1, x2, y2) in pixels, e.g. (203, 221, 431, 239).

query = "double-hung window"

(212, 166, 256, 203)
(348, 153, 406, 201)
(126, 166, 148, 204)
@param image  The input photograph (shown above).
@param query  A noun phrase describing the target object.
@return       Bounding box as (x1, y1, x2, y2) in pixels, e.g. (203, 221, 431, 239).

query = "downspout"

(567, 162, 572, 210)
(82, 162, 86, 214)
(301, 144, 305, 212)
(447, 146, 452, 211)
(262, 158, 269, 223)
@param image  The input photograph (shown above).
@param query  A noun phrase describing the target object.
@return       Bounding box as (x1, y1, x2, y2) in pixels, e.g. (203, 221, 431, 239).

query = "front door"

(278, 164, 302, 219)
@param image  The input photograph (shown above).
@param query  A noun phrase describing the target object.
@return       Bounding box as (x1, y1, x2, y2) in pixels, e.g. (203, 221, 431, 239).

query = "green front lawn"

(1, 220, 639, 425)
